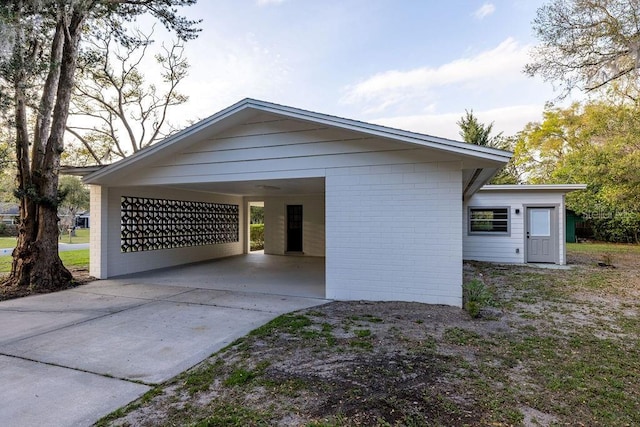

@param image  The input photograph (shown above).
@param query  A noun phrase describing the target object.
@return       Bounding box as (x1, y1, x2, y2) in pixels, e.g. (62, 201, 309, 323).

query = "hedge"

(250, 224, 264, 251)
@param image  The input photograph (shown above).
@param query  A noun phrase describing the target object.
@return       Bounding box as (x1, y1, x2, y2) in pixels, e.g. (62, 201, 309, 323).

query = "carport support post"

(89, 185, 109, 279)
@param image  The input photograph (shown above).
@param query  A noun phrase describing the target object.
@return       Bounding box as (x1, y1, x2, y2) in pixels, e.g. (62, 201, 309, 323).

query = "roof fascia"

(61, 165, 105, 177)
(479, 184, 588, 192)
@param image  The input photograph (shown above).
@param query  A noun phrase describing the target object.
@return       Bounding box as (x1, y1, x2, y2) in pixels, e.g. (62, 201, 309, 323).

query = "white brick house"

(80, 99, 583, 307)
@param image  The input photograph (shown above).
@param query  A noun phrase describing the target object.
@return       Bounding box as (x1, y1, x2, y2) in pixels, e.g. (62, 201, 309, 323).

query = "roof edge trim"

(480, 184, 588, 192)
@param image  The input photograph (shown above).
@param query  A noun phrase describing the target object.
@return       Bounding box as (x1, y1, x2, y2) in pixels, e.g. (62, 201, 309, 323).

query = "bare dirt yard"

(100, 244, 640, 426)
(0, 266, 94, 301)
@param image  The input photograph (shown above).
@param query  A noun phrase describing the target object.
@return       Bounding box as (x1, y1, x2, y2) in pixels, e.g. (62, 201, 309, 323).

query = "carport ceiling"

(167, 177, 325, 197)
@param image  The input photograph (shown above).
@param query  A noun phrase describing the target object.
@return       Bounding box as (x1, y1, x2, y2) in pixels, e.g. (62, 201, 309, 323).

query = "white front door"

(526, 207, 556, 263)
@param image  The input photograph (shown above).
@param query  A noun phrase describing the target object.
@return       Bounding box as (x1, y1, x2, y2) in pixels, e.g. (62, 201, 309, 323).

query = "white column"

(89, 185, 109, 278)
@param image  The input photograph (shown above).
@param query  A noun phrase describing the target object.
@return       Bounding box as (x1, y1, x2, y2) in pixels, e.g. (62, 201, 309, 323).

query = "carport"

(115, 252, 326, 299)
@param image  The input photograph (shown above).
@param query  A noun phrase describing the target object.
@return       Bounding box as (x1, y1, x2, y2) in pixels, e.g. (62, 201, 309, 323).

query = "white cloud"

(372, 104, 545, 140)
(341, 37, 529, 113)
(474, 3, 496, 20)
(167, 32, 290, 126)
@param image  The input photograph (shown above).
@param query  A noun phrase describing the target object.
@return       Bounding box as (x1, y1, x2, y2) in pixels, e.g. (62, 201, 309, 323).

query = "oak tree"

(526, 0, 640, 100)
(0, 0, 199, 292)
(68, 26, 189, 165)
(516, 102, 640, 242)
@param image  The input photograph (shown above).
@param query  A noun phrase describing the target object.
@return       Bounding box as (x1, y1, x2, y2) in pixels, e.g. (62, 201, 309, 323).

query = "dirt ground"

(0, 267, 94, 301)
(100, 245, 639, 426)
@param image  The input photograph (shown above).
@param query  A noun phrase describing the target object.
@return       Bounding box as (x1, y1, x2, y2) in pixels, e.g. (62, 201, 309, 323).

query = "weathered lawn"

(0, 228, 90, 248)
(0, 249, 89, 274)
(99, 244, 640, 426)
(0, 249, 91, 300)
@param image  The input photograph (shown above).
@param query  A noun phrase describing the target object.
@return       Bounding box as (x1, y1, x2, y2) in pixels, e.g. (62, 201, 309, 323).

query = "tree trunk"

(2, 7, 85, 293)
(8, 201, 72, 292)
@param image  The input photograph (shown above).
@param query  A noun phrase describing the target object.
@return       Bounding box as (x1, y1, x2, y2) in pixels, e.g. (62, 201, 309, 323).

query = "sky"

(142, 0, 576, 141)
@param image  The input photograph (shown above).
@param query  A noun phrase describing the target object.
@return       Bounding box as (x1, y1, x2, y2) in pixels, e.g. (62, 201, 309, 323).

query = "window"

(469, 207, 509, 234)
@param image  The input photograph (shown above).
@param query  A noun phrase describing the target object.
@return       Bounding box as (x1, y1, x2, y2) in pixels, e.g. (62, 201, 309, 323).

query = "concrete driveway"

(0, 254, 328, 426)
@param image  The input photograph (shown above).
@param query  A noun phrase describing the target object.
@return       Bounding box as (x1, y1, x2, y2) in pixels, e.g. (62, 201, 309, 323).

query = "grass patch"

(224, 361, 270, 387)
(185, 359, 224, 394)
(194, 403, 272, 426)
(95, 387, 163, 426)
(60, 249, 90, 268)
(348, 314, 383, 323)
(0, 249, 89, 273)
(0, 236, 18, 248)
(567, 242, 640, 254)
(494, 333, 640, 424)
(0, 229, 91, 248)
(349, 329, 374, 350)
(443, 327, 482, 346)
(354, 328, 371, 338)
(249, 314, 312, 338)
(59, 228, 91, 244)
(0, 255, 12, 273)
(223, 367, 258, 387)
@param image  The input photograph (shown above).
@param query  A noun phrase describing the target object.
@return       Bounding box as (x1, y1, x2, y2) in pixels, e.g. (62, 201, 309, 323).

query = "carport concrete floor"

(0, 253, 327, 426)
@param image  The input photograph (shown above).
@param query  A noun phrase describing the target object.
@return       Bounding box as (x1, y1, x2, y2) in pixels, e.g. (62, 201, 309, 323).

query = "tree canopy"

(456, 109, 519, 184)
(514, 101, 640, 242)
(58, 175, 89, 232)
(67, 26, 190, 165)
(457, 109, 502, 147)
(526, 0, 640, 100)
(0, 0, 199, 292)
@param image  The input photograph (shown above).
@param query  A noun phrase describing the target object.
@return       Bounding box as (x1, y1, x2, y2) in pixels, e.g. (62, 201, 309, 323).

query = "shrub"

(250, 223, 264, 251)
(0, 224, 18, 237)
(463, 279, 494, 318)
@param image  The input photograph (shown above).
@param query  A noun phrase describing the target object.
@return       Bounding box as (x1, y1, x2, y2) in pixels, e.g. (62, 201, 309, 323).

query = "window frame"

(468, 206, 511, 236)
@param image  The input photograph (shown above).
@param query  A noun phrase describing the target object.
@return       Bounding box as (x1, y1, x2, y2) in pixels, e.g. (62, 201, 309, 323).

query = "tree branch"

(65, 127, 103, 165)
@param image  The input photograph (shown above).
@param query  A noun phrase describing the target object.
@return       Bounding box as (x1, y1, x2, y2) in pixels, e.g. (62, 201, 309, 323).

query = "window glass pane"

(530, 209, 550, 236)
(470, 208, 509, 233)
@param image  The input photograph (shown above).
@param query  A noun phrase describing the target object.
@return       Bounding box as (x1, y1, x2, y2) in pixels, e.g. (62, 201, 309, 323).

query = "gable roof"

(83, 98, 512, 188)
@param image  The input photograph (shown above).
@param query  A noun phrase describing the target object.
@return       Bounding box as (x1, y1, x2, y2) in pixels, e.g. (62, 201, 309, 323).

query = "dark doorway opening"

(286, 205, 303, 253)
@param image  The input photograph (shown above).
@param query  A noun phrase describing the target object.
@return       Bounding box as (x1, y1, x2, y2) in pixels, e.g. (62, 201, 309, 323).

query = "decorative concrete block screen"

(120, 196, 239, 252)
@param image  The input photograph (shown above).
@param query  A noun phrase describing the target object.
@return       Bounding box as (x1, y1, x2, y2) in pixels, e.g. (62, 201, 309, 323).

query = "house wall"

(463, 191, 566, 264)
(109, 113, 464, 187)
(326, 161, 463, 306)
(263, 195, 325, 256)
(88, 114, 488, 305)
(90, 186, 244, 278)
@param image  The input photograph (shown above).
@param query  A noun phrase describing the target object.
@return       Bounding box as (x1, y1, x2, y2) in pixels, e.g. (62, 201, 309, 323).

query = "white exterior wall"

(463, 191, 566, 264)
(108, 113, 465, 187)
(90, 186, 243, 278)
(263, 195, 325, 256)
(89, 185, 109, 279)
(326, 161, 463, 306)
(86, 112, 499, 305)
